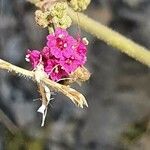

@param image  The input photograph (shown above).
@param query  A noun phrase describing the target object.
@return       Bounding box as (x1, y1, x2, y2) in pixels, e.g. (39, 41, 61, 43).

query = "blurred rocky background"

(0, 0, 150, 150)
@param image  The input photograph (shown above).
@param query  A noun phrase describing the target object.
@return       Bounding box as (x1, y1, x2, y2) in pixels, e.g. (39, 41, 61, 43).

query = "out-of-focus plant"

(0, 0, 150, 126)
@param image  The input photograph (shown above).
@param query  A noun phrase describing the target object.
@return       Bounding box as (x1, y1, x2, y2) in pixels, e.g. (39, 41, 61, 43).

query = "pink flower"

(47, 28, 77, 59)
(26, 28, 88, 81)
(25, 50, 41, 69)
(41, 46, 51, 60)
(44, 59, 68, 81)
(76, 38, 87, 65)
(55, 28, 68, 37)
(59, 38, 87, 73)
(59, 55, 81, 73)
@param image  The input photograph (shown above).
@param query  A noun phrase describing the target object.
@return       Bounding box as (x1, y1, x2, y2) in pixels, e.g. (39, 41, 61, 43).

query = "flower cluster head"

(68, 0, 91, 11)
(26, 28, 88, 81)
(35, 2, 72, 29)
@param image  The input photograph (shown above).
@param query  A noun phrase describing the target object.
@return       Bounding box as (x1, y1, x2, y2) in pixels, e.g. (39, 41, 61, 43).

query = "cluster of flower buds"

(68, 0, 91, 11)
(26, 28, 88, 82)
(33, 0, 91, 30)
(35, 1, 72, 29)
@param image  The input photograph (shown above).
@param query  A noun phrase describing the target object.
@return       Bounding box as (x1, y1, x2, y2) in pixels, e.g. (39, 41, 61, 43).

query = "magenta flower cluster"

(26, 28, 88, 81)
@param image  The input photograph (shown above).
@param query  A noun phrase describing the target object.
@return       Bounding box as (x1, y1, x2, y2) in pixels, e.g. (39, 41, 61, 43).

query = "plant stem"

(0, 59, 34, 78)
(68, 8, 150, 67)
(0, 109, 19, 134)
(0, 59, 87, 108)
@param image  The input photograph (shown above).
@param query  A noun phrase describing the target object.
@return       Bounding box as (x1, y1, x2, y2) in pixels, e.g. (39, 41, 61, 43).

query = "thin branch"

(0, 59, 87, 108)
(0, 109, 19, 134)
(42, 78, 88, 107)
(68, 8, 150, 67)
(0, 59, 34, 79)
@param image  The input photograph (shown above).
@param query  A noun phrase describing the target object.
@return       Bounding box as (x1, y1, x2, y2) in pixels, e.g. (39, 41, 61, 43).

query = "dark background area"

(0, 0, 150, 150)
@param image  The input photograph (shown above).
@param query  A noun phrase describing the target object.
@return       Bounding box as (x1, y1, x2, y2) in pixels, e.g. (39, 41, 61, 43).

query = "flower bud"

(68, 0, 91, 11)
(50, 2, 72, 28)
(35, 10, 50, 28)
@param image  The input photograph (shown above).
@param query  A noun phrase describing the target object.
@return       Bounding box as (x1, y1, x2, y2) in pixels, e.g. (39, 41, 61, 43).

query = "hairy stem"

(0, 59, 87, 108)
(0, 59, 34, 78)
(68, 8, 150, 67)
